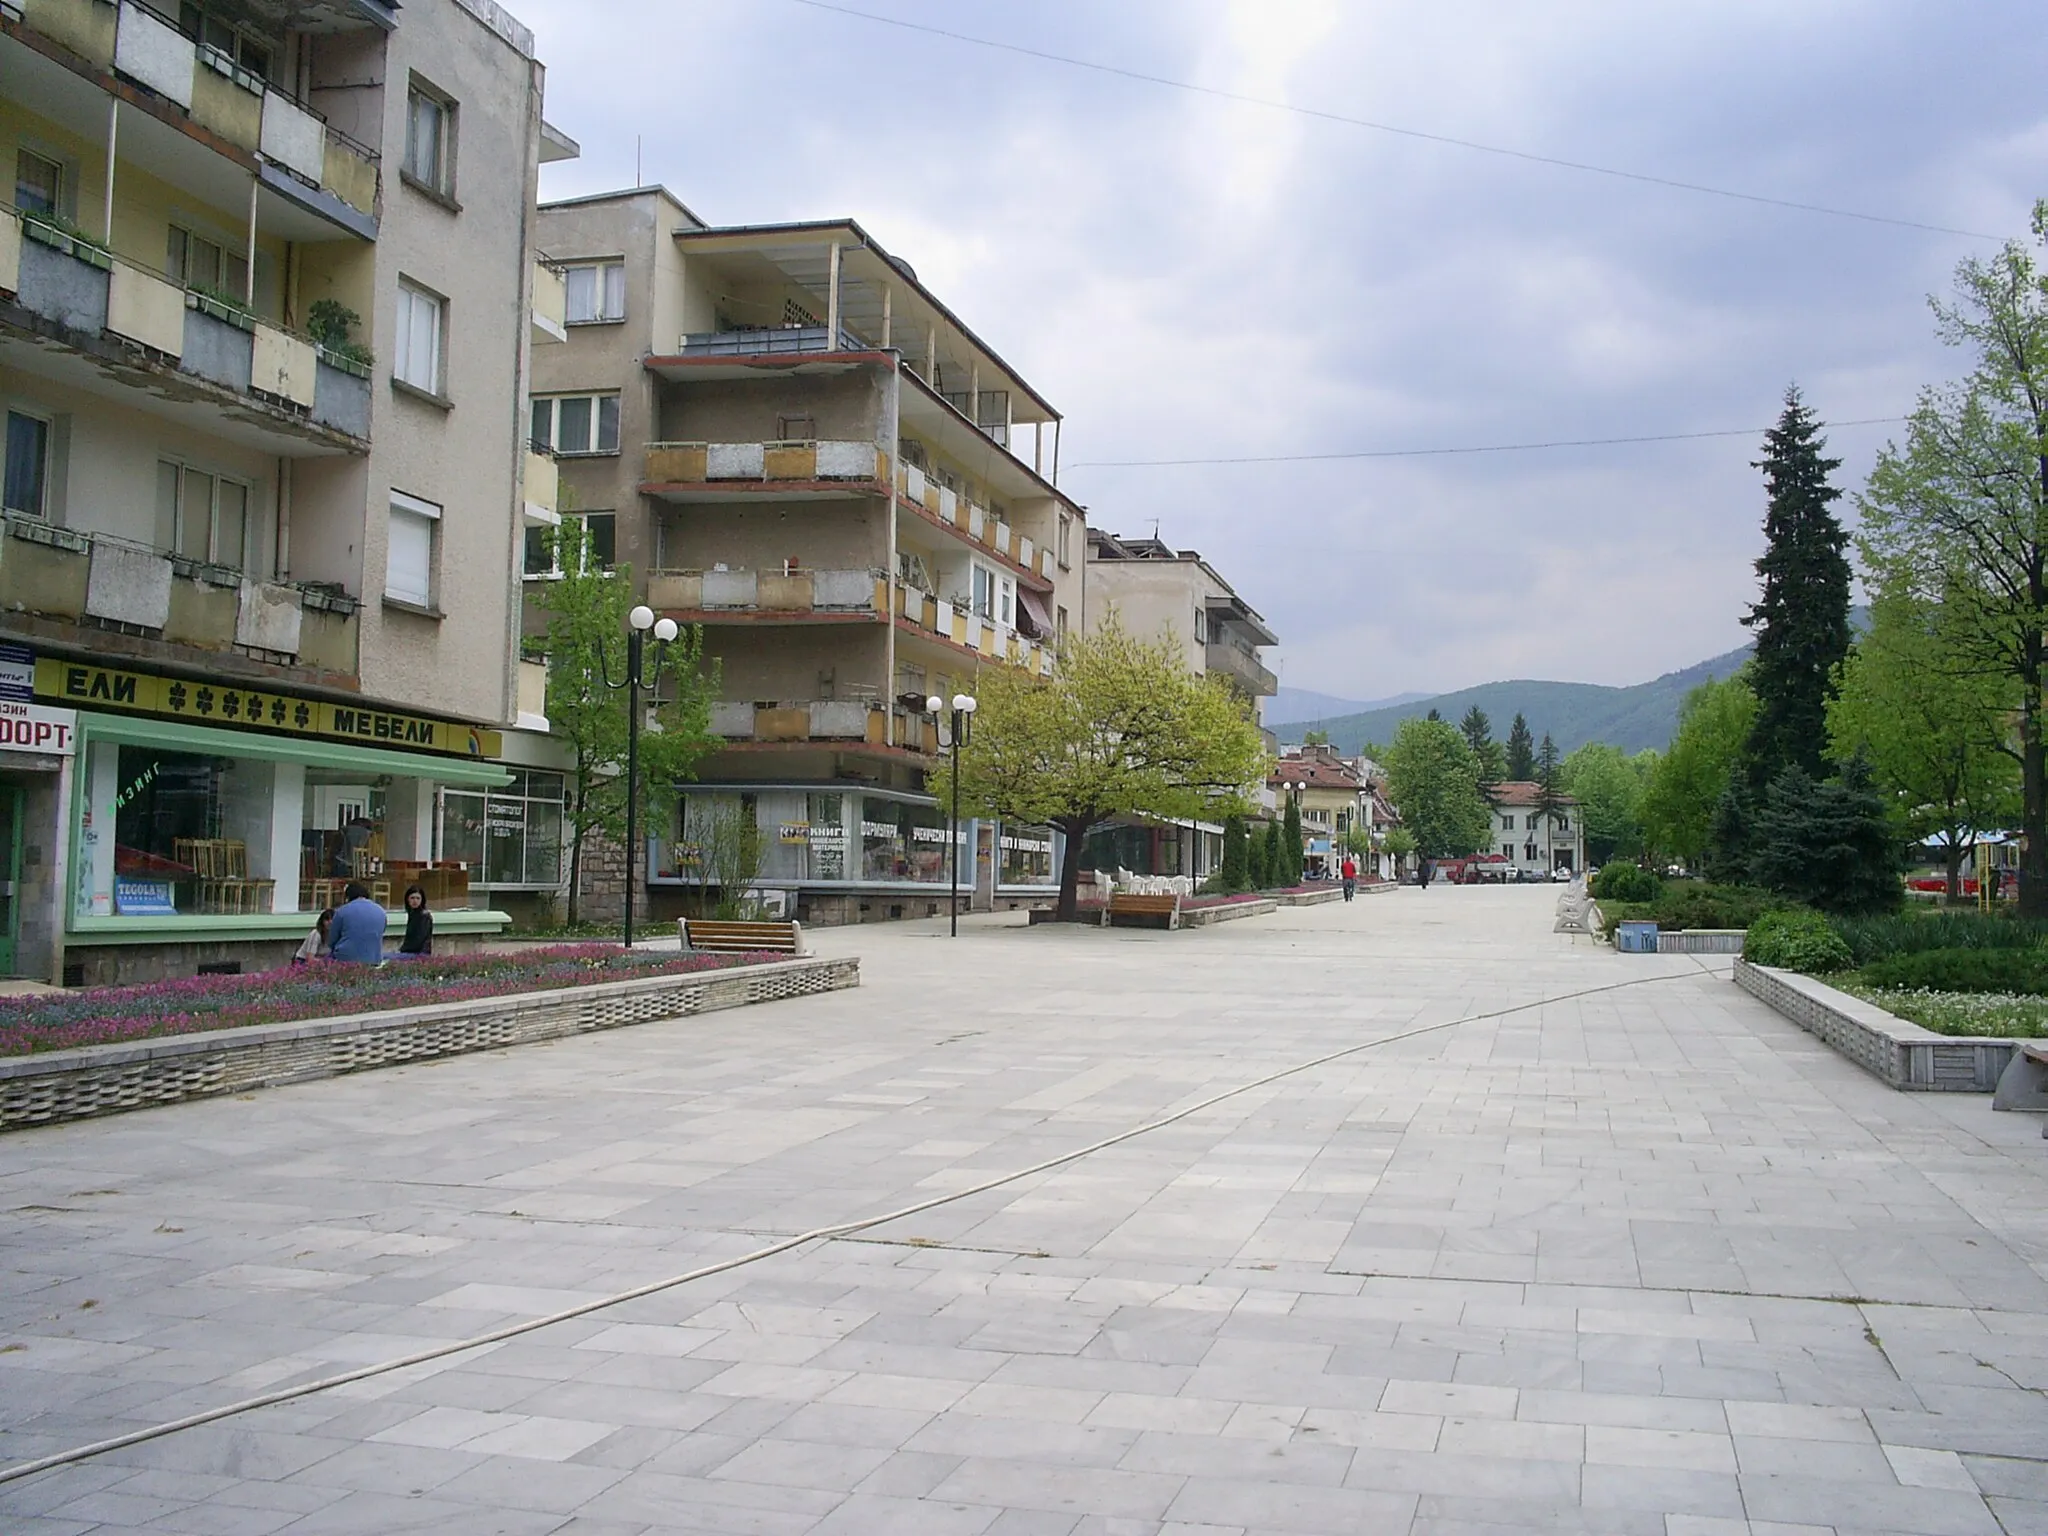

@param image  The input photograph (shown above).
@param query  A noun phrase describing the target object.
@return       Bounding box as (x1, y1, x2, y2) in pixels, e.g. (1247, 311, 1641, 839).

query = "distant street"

(4, 888, 2046, 1534)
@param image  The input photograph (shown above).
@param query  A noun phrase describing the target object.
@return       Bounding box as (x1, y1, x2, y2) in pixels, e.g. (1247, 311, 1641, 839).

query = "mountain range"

(1272, 644, 1755, 756)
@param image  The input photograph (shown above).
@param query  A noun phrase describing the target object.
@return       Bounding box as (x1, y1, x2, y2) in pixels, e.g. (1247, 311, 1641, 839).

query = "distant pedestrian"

(327, 881, 388, 963)
(398, 884, 433, 956)
(1417, 857, 1433, 890)
(1341, 856, 1357, 901)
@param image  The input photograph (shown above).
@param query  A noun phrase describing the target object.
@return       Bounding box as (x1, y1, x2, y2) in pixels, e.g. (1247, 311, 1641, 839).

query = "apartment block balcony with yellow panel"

(647, 566, 888, 625)
(641, 440, 891, 503)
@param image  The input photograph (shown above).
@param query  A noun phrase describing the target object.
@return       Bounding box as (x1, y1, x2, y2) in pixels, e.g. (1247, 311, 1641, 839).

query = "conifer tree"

(1505, 714, 1536, 780)
(1262, 821, 1284, 889)
(1282, 796, 1304, 885)
(1220, 813, 1248, 892)
(1460, 706, 1505, 784)
(1535, 733, 1563, 868)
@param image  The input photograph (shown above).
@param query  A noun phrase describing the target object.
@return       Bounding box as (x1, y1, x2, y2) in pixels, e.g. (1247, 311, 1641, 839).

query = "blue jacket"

(327, 896, 388, 963)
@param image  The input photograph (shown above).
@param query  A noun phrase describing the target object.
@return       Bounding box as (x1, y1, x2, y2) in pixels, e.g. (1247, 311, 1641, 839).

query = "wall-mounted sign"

(0, 642, 34, 703)
(114, 878, 177, 916)
(778, 823, 810, 843)
(36, 660, 503, 759)
(0, 701, 76, 757)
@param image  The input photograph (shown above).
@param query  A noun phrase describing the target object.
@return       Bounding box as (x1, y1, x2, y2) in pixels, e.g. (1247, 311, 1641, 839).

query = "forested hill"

(1274, 644, 1753, 756)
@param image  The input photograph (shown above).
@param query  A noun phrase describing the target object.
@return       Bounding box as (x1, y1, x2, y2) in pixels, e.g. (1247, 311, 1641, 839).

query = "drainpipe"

(102, 98, 118, 242)
(244, 176, 259, 308)
(276, 457, 292, 581)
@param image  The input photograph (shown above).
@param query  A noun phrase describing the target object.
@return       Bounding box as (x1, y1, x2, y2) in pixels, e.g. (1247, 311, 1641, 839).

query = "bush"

(1830, 911, 2048, 966)
(1744, 909, 1853, 973)
(1592, 863, 1661, 903)
(1649, 882, 1784, 932)
(1861, 947, 2048, 995)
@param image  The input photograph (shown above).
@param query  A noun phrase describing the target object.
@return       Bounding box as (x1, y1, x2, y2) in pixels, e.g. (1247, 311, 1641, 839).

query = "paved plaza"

(2, 886, 2047, 1535)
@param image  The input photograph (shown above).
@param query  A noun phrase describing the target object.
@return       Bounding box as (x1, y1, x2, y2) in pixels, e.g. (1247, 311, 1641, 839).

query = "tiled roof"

(1269, 755, 1364, 790)
(1485, 780, 1578, 808)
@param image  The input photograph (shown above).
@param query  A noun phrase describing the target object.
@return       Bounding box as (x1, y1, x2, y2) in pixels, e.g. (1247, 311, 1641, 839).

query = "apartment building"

(0, 0, 569, 981)
(1078, 528, 1278, 882)
(527, 189, 1086, 925)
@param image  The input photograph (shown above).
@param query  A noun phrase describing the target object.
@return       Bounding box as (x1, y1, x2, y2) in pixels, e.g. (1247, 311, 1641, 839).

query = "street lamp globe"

(925, 695, 944, 714)
(953, 693, 977, 713)
(627, 604, 655, 631)
(652, 617, 679, 643)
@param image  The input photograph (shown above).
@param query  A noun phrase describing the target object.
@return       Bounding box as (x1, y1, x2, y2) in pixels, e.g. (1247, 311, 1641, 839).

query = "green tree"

(531, 522, 720, 925)
(1302, 728, 1331, 747)
(1383, 717, 1492, 857)
(1859, 201, 2048, 915)
(1262, 821, 1285, 889)
(1740, 386, 1853, 791)
(1640, 675, 1756, 867)
(938, 615, 1270, 919)
(1563, 742, 1650, 864)
(1282, 797, 1305, 885)
(1504, 714, 1536, 780)
(1746, 759, 1901, 915)
(1460, 706, 1506, 784)
(1220, 813, 1249, 892)
(1827, 587, 2020, 898)
(1382, 826, 1417, 877)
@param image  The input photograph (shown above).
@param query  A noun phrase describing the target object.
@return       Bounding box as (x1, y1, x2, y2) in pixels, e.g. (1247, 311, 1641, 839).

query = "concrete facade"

(1084, 528, 1278, 726)
(1486, 780, 1587, 877)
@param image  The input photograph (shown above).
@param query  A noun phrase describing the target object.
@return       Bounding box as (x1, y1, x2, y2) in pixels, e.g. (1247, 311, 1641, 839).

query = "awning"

(77, 714, 514, 787)
(1016, 587, 1054, 640)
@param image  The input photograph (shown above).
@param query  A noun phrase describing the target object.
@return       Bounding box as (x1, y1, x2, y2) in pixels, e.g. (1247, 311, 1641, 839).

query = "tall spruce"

(1535, 733, 1563, 870)
(1741, 387, 1852, 789)
(1504, 714, 1536, 781)
(1460, 706, 1505, 783)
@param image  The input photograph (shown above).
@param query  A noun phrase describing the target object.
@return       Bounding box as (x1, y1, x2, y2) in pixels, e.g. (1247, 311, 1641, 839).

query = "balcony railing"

(1205, 640, 1278, 697)
(678, 325, 867, 357)
(523, 445, 558, 519)
(643, 440, 889, 486)
(647, 567, 886, 616)
(710, 700, 887, 745)
(0, 515, 360, 675)
(532, 260, 567, 343)
(893, 463, 1056, 584)
(4, 207, 369, 445)
(894, 582, 1054, 676)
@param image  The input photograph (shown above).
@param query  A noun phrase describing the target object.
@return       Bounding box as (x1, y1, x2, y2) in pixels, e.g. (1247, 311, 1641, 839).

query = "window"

(1499, 814, 1514, 830)
(394, 282, 444, 394)
(439, 772, 566, 887)
(1525, 813, 1539, 831)
(80, 743, 282, 918)
(404, 82, 455, 197)
(1503, 844, 1514, 859)
(530, 393, 620, 455)
(5, 412, 50, 517)
(166, 225, 248, 301)
(14, 150, 60, 217)
(386, 491, 439, 608)
(1057, 514, 1071, 569)
(155, 460, 250, 568)
(999, 574, 1015, 628)
(971, 565, 994, 622)
(178, 5, 271, 81)
(562, 261, 625, 324)
(1056, 604, 1068, 642)
(524, 512, 615, 578)
(999, 824, 1056, 886)
(1525, 843, 1538, 861)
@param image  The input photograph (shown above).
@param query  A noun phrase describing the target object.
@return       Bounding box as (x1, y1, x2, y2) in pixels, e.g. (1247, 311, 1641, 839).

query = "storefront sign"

(35, 660, 503, 759)
(0, 642, 34, 702)
(114, 878, 177, 916)
(0, 701, 76, 757)
(778, 823, 810, 843)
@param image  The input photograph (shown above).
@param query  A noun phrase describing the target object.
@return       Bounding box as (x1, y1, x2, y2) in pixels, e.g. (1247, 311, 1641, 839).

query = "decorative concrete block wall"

(1733, 959, 2018, 1091)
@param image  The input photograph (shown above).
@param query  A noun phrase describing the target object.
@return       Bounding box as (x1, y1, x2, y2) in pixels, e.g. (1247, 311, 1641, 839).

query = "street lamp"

(927, 691, 977, 936)
(601, 603, 679, 947)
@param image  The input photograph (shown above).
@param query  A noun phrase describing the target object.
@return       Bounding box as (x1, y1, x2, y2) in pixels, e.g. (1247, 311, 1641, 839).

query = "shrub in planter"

(1744, 908, 1852, 973)
(1650, 882, 1783, 932)
(1861, 947, 2048, 995)
(1831, 911, 2048, 966)
(1592, 863, 1660, 903)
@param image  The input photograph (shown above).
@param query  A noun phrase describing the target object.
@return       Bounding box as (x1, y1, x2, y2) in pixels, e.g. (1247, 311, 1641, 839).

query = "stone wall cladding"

(1732, 958, 2018, 1092)
(1659, 930, 1746, 954)
(0, 955, 860, 1131)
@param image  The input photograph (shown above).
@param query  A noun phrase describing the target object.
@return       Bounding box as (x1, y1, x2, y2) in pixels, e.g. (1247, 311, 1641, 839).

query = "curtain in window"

(387, 505, 433, 605)
(564, 266, 596, 323)
(4, 413, 47, 516)
(395, 287, 440, 391)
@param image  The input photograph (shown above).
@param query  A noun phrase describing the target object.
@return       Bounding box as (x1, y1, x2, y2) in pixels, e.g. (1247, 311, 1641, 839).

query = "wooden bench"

(1992, 1041, 2048, 1130)
(1102, 892, 1180, 930)
(679, 918, 806, 955)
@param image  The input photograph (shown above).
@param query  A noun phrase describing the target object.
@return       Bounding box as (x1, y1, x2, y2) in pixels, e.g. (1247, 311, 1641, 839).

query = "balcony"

(516, 657, 548, 731)
(679, 326, 868, 358)
(0, 515, 360, 678)
(710, 699, 887, 746)
(894, 582, 1054, 677)
(523, 445, 559, 522)
(532, 260, 566, 344)
(647, 567, 887, 621)
(641, 440, 891, 502)
(3, 208, 369, 452)
(896, 462, 1055, 588)
(11, 0, 381, 237)
(1205, 641, 1278, 698)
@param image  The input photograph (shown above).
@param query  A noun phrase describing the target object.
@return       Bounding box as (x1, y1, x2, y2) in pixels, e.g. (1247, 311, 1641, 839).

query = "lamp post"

(926, 691, 977, 936)
(601, 603, 678, 948)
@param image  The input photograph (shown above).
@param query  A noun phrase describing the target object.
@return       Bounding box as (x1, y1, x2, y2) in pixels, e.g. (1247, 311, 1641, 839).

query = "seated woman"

(398, 884, 433, 956)
(293, 908, 335, 965)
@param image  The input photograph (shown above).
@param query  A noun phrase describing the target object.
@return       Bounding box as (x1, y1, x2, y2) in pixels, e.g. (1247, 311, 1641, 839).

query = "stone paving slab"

(2, 887, 2046, 1533)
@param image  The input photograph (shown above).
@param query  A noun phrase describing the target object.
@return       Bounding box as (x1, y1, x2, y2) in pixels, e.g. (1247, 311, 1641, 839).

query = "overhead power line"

(1069, 416, 1907, 468)
(782, 0, 1999, 242)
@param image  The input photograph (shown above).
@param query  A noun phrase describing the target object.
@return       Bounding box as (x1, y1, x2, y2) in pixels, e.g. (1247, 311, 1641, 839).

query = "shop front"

(652, 785, 1060, 925)
(34, 657, 513, 984)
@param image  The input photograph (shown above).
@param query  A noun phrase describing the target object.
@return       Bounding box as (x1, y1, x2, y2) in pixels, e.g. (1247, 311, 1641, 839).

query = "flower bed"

(1828, 980, 2047, 1040)
(0, 947, 774, 1058)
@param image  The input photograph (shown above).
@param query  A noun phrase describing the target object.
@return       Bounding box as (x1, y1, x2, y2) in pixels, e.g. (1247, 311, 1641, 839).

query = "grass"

(1829, 976, 2048, 1039)
(0, 946, 778, 1058)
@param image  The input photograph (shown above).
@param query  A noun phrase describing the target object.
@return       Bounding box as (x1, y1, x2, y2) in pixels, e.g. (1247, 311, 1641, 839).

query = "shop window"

(14, 150, 60, 217)
(860, 796, 953, 884)
(404, 80, 457, 199)
(439, 772, 565, 887)
(5, 412, 50, 518)
(79, 743, 279, 917)
(386, 491, 439, 608)
(531, 393, 620, 455)
(998, 824, 1055, 886)
(395, 281, 445, 395)
(155, 460, 250, 568)
(563, 261, 625, 323)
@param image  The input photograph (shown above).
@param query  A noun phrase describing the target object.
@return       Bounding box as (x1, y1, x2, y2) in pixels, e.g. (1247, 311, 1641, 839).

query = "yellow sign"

(36, 659, 503, 759)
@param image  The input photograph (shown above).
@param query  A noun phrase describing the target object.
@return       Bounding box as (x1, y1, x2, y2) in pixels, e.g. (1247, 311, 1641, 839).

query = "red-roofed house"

(1483, 781, 1585, 878)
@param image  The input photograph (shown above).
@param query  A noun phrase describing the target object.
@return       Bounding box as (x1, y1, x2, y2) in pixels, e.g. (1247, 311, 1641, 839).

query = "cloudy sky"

(519, 0, 2046, 701)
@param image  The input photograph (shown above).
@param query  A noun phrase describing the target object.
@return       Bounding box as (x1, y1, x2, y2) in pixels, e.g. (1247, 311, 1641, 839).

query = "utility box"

(1616, 921, 1660, 954)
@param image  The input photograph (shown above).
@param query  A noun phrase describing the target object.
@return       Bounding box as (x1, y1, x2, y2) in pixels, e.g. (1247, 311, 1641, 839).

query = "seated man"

(325, 881, 388, 963)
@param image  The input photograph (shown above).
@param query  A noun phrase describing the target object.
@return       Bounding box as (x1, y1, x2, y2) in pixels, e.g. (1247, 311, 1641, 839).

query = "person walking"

(398, 884, 433, 957)
(326, 881, 388, 963)
(1340, 855, 1357, 902)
